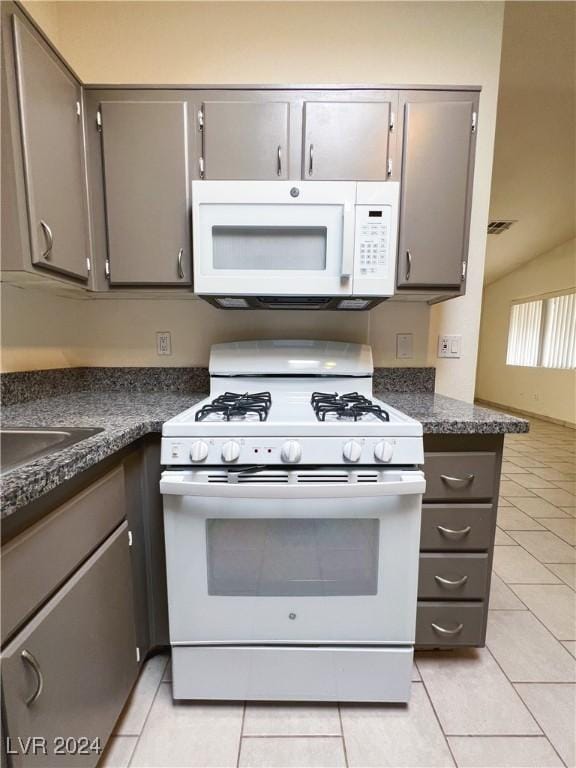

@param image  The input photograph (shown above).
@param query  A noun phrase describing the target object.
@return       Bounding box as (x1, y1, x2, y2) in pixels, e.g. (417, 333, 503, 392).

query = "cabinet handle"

(177, 248, 184, 279)
(434, 574, 469, 588)
(405, 250, 411, 281)
(277, 145, 282, 177)
(431, 622, 464, 637)
(437, 524, 472, 539)
(39, 220, 53, 260)
(21, 649, 43, 706)
(308, 144, 314, 176)
(440, 473, 475, 488)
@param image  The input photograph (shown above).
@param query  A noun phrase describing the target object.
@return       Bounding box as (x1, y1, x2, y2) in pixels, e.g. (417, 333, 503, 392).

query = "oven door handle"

(160, 471, 425, 498)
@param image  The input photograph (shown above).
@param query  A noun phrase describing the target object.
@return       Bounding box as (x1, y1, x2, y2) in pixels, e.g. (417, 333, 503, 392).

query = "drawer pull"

(431, 622, 464, 637)
(434, 574, 469, 588)
(437, 524, 472, 539)
(21, 649, 43, 706)
(440, 473, 475, 488)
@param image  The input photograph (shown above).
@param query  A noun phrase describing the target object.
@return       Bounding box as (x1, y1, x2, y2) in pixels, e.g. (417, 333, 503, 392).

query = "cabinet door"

(202, 101, 289, 179)
(397, 93, 476, 288)
(100, 101, 191, 285)
(12, 17, 89, 280)
(302, 101, 392, 180)
(1, 523, 138, 768)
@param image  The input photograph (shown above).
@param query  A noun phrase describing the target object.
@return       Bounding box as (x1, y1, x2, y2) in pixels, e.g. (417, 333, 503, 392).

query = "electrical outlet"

(396, 333, 413, 359)
(156, 331, 172, 356)
(437, 335, 462, 359)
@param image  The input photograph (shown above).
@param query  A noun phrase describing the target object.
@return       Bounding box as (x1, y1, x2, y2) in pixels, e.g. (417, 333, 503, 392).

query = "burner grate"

(310, 391, 390, 422)
(195, 391, 272, 422)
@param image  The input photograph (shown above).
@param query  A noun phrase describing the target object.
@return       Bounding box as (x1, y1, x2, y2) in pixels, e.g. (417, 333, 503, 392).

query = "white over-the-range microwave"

(192, 180, 400, 310)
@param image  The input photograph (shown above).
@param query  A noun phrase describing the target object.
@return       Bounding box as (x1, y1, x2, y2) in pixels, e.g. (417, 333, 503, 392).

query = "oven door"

(192, 181, 356, 296)
(161, 468, 424, 645)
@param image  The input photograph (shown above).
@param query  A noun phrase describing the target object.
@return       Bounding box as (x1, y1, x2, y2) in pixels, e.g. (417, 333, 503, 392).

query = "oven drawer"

(172, 645, 414, 702)
(423, 453, 497, 501)
(416, 602, 485, 647)
(418, 553, 489, 600)
(420, 504, 495, 551)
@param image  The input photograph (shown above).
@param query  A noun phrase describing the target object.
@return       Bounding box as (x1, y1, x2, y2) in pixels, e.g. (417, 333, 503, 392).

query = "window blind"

(541, 292, 576, 369)
(506, 291, 576, 369)
(506, 300, 543, 367)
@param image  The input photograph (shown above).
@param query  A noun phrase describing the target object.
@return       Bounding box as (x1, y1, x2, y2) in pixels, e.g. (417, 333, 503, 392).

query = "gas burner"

(310, 391, 390, 422)
(195, 392, 272, 422)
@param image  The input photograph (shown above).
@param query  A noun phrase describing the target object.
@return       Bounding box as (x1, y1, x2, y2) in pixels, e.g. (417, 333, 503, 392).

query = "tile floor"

(100, 417, 576, 768)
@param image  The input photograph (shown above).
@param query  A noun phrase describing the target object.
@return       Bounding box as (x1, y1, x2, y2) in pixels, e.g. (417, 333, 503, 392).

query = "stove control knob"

(281, 440, 302, 463)
(190, 441, 209, 463)
(374, 440, 394, 463)
(343, 440, 362, 463)
(222, 440, 241, 463)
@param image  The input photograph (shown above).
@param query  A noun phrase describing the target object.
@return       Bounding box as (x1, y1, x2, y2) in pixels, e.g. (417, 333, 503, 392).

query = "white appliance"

(192, 181, 399, 310)
(161, 340, 424, 702)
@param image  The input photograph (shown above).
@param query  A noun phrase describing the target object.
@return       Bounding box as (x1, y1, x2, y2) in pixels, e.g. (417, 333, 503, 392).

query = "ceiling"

(485, 1, 576, 284)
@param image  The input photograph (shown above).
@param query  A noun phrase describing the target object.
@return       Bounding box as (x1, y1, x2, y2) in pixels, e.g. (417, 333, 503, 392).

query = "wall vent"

(487, 220, 517, 235)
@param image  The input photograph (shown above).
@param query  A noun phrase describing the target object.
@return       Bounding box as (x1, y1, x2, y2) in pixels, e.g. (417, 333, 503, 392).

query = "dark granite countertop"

(1, 388, 527, 519)
(1, 391, 205, 518)
(375, 391, 529, 436)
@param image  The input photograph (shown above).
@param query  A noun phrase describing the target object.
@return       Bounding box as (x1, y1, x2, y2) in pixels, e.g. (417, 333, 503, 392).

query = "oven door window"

(206, 518, 379, 597)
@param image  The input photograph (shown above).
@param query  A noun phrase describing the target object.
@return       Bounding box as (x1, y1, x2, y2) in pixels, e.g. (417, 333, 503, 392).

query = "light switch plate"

(156, 331, 172, 356)
(396, 333, 413, 359)
(438, 334, 462, 358)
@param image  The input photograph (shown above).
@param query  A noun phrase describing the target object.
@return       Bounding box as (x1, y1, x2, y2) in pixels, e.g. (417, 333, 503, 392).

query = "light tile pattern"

(486, 610, 576, 682)
(447, 736, 563, 767)
(508, 530, 576, 563)
(99, 417, 576, 768)
(515, 684, 576, 767)
(497, 508, 545, 530)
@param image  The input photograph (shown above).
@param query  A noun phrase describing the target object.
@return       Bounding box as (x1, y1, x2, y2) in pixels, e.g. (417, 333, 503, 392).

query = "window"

(542, 293, 576, 369)
(506, 291, 576, 369)
(506, 300, 543, 366)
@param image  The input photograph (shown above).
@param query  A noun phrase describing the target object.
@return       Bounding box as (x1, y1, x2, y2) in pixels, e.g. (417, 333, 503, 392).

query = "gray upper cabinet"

(1, 523, 138, 768)
(12, 16, 90, 281)
(396, 92, 477, 289)
(201, 101, 290, 179)
(302, 100, 393, 180)
(100, 100, 192, 285)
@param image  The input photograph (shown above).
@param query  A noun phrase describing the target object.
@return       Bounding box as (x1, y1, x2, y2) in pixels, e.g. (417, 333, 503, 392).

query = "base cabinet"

(416, 435, 503, 648)
(0, 440, 169, 767)
(2, 525, 138, 768)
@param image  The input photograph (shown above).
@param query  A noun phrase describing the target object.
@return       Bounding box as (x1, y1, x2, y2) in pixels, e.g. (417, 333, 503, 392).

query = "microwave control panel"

(354, 205, 395, 295)
(356, 207, 390, 277)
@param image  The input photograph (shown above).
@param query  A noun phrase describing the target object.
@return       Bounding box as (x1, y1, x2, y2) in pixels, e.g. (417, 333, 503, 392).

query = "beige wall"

(0, 284, 430, 370)
(0, 283, 84, 371)
(485, 2, 576, 284)
(476, 238, 576, 425)
(21, 1, 61, 47)
(10, 1, 504, 400)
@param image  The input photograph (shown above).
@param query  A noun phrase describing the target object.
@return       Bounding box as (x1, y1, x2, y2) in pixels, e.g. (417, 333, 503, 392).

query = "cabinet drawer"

(416, 602, 485, 647)
(423, 452, 497, 501)
(1, 523, 138, 768)
(1, 466, 125, 644)
(418, 553, 489, 600)
(420, 504, 495, 551)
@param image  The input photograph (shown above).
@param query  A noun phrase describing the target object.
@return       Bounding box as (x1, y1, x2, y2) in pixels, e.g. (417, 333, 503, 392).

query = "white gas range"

(161, 340, 425, 703)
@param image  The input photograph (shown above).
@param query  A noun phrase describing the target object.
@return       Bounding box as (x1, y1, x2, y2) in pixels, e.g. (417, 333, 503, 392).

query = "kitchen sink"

(0, 427, 104, 473)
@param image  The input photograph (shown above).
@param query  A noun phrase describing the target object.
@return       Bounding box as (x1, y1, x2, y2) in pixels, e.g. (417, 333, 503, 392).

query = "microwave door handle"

(341, 203, 355, 280)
